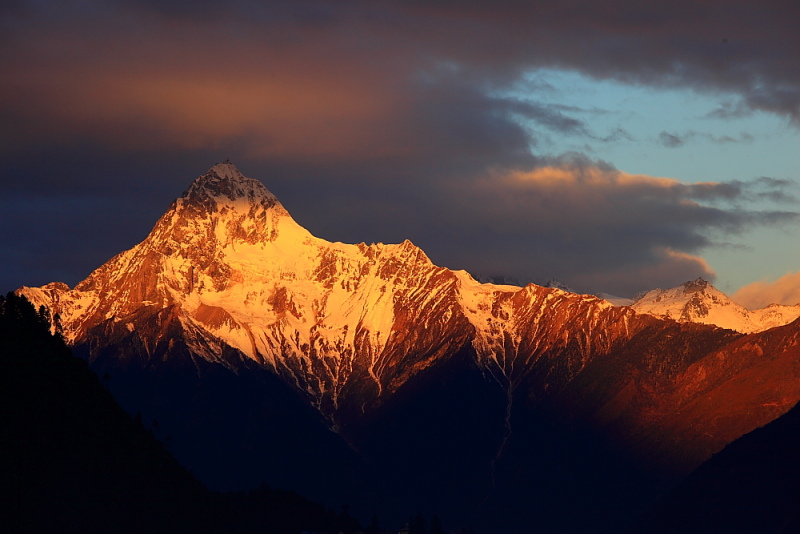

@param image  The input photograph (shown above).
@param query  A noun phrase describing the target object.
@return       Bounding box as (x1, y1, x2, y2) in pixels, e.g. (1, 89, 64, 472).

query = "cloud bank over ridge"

(1, 0, 798, 296)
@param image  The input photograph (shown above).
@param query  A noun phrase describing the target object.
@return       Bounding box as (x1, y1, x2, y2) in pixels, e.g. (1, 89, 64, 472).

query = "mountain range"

(18, 162, 800, 532)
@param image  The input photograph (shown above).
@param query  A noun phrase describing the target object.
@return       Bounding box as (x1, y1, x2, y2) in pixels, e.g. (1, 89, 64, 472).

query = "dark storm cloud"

(1, 0, 798, 295)
(390, 0, 800, 122)
(271, 150, 797, 296)
(4, 0, 799, 150)
(420, 159, 799, 295)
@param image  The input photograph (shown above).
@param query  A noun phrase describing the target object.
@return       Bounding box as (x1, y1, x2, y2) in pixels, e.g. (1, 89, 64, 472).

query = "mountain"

(22, 162, 470, 424)
(20, 161, 640, 428)
(629, 277, 800, 333)
(17, 162, 800, 533)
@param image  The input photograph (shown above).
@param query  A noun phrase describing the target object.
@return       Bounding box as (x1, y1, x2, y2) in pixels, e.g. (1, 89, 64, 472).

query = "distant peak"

(183, 162, 279, 207)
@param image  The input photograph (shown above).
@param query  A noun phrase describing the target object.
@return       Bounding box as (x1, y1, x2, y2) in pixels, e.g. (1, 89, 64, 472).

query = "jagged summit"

(682, 277, 710, 293)
(183, 161, 280, 209)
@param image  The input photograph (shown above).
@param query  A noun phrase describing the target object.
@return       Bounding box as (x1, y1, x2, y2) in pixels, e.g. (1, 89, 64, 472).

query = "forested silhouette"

(0, 292, 361, 533)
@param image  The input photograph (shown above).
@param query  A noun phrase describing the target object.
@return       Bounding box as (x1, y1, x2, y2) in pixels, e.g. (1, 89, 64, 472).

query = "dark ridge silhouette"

(0, 292, 360, 534)
(629, 400, 800, 533)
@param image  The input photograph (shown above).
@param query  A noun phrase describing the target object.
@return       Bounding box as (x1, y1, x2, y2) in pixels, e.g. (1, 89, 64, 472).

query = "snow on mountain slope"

(749, 303, 800, 331)
(630, 278, 800, 333)
(458, 271, 635, 389)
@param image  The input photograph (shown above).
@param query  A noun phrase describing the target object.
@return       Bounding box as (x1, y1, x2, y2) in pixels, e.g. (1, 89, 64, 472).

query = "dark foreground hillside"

(631, 399, 800, 533)
(0, 292, 359, 534)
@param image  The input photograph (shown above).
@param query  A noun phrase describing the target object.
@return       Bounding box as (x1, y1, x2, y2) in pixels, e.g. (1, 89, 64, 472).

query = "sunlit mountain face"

(19, 163, 800, 533)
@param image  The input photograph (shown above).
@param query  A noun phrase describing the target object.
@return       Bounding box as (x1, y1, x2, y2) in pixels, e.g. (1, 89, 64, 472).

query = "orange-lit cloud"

(732, 272, 800, 309)
(0, 26, 406, 158)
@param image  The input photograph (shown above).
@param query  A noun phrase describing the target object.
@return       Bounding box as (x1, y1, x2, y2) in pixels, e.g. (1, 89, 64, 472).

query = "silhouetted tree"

(429, 515, 445, 534)
(410, 512, 428, 534)
(366, 514, 382, 533)
(336, 504, 361, 533)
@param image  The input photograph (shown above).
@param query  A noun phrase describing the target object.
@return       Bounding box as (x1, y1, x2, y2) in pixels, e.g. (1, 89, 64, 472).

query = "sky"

(1, 0, 799, 304)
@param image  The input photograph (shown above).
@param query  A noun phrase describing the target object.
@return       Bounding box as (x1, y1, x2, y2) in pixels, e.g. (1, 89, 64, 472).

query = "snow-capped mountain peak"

(630, 278, 800, 333)
(630, 278, 747, 329)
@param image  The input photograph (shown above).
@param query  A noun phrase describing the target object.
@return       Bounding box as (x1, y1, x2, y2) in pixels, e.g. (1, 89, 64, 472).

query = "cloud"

(389, 1, 800, 124)
(2, 0, 799, 159)
(6, 143, 792, 297)
(658, 131, 688, 148)
(1, 1, 799, 295)
(732, 272, 800, 308)
(594, 127, 634, 143)
(0, 191, 167, 291)
(577, 248, 716, 297)
(700, 177, 800, 204)
(658, 130, 755, 148)
(704, 100, 753, 121)
(395, 157, 795, 296)
(710, 132, 754, 144)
